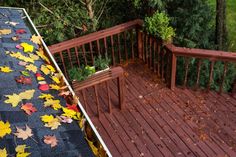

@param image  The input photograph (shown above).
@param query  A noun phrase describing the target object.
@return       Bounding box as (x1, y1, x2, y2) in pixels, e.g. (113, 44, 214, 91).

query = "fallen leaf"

(41, 115, 61, 130)
(0, 148, 7, 157)
(86, 138, 98, 155)
(20, 43, 34, 53)
(40, 65, 50, 75)
(37, 76, 45, 81)
(21, 71, 30, 76)
(46, 65, 56, 73)
(62, 107, 79, 120)
(21, 103, 37, 115)
(49, 84, 60, 90)
(58, 91, 70, 96)
(36, 49, 50, 63)
(5, 21, 19, 26)
(38, 81, 47, 84)
(29, 54, 39, 61)
(16, 29, 26, 34)
(15, 76, 32, 85)
(0, 29, 11, 35)
(57, 115, 73, 123)
(43, 135, 58, 148)
(9, 52, 34, 63)
(44, 99, 61, 110)
(16, 44, 23, 49)
(0, 121, 11, 138)
(31, 34, 42, 45)
(66, 104, 79, 112)
(51, 76, 60, 84)
(38, 84, 49, 91)
(0, 66, 13, 73)
(38, 93, 54, 100)
(18, 61, 27, 66)
(12, 36, 20, 41)
(14, 125, 33, 140)
(4, 89, 35, 107)
(25, 64, 37, 73)
(15, 144, 30, 157)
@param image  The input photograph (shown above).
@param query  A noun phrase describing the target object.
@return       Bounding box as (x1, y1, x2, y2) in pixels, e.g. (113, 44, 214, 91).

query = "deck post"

(170, 53, 177, 90)
(137, 30, 143, 59)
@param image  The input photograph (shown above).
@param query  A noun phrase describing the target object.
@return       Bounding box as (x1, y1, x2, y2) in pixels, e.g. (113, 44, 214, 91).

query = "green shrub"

(68, 65, 95, 82)
(94, 54, 110, 71)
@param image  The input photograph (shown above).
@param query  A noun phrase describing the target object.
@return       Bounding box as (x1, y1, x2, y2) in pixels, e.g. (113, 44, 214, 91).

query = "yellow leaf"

(0, 66, 13, 73)
(15, 145, 30, 157)
(51, 76, 60, 84)
(5, 90, 35, 107)
(49, 84, 60, 90)
(86, 138, 98, 156)
(62, 107, 78, 120)
(9, 52, 34, 63)
(37, 76, 45, 81)
(18, 89, 35, 100)
(41, 115, 54, 123)
(29, 54, 39, 61)
(44, 99, 61, 110)
(41, 115, 61, 130)
(20, 43, 34, 53)
(25, 64, 37, 73)
(0, 148, 7, 157)
(40, 65, 50, 75)
(46, 65, 56, 73)
(4, 93, 21, 107)
(36, 49, 50, 63)
(0, 121, 12, 138)
(31, 34, 42, 45)
(38, 93, 54, 100)
(0, 29, 11, 35)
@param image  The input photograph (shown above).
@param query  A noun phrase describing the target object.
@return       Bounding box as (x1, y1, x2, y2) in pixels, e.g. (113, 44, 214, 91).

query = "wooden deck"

(76, 61, 236, 157)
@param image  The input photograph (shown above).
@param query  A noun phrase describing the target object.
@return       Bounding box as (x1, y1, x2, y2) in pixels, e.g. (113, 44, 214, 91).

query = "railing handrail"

(49, 19, 143, 53)
(165, 44, 236, 62)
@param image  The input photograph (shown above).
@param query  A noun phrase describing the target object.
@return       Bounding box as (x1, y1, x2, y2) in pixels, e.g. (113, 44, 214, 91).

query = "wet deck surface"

(79, 62, 236, 157)
(0, 8, 94, 157)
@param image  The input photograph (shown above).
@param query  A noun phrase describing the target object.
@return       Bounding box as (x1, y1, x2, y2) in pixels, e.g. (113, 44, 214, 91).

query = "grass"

(208, 0, 236, 51)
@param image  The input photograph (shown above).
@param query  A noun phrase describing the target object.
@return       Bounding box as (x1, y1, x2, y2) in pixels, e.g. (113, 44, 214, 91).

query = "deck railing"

(49, 19, 236, 95)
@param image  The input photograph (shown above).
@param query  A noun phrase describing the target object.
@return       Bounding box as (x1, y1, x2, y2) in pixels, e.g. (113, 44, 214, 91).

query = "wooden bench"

(72, 66, 125, 118)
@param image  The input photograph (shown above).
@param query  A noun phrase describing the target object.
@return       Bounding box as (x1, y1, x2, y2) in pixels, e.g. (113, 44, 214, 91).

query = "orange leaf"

(43, 135, 58, 147)
(21, 103, 37, 115)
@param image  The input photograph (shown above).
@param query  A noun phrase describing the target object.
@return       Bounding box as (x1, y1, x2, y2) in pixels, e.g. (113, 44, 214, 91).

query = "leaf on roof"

(21, 70, 30, 76)
(29, 54, 39, 61)
(0, 29, 11, 35)
(36, 49, 50, 63)
(20, 43, 34, 53)
(0, 66, 13, 73)
(21, 103, 37, 115)
(25, 64, 37, 73)
(0, 121, 11, 138)
(57, 115, 73, 123)
(16, 29, 26, 34)
(51, 75, 60, 84)
(38, 84, 49, 91)
(66, 104, 79, 112)
(31, 34, 42, 45)
(44, 99, 62, 110)
(41, 115, 61, 130)
(49, 84, 60, 90)
(40, 65, 50, 75)
(14, 125, 33, 140)
(9, 52, 34, 63)
(15, 144, 30, 157)
(43, 135, 58, 148)
(4, 89, 35, 107)
(46, 65, 56, 73)
(0, 148, 7, 157)
(38, 93, 54, 100)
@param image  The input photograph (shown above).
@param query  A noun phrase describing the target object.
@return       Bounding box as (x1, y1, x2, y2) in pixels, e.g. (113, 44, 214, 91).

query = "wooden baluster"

(59, 51, 68, 79)
(103, 38, 108, 55)
(94, 85, 100, 118)
(96, 40, 100, 56)
(207, 60, 215, 91)
(131, 30, 134, 59)
(219, 62, 228, 93)
(111, 35, 115, 66)
(82, 45, 87, 65)
(106, 81, 112, 114)
(195, 59, 202, 89)
(183, 58, 190, 88)
(153, 39, 156, 73)
(149, 37, 152, 69)
(145, 35, 148, 64)
(74, 46, 80, 67)
(81, 89, 88, 111)
(117, 76, 124, 110)
(67, 49, 73, 68)
(142, 32, 145, 61)
(89, 42, 94, 65)
(117, 33, 122, 63)
(124, 31, 128, 61)
(137, 30, 143, 60)
(157, 43, 161, 77)
(161, 48, 165, 80)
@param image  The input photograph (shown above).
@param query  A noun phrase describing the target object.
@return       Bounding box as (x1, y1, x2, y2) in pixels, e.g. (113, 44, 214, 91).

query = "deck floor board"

(76, 62, 236, 157)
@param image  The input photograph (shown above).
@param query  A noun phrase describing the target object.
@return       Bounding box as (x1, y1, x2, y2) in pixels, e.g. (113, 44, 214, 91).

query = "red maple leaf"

(38, 84, 49, 91)
(21, 103, 37, 115)
(66, 104, 79, 112)
(16, 29, 27, 34)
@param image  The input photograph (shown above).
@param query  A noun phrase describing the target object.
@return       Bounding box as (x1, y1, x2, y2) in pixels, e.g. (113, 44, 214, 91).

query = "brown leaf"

(14, 125, 33, 140)
(43, 135, 58, 147)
